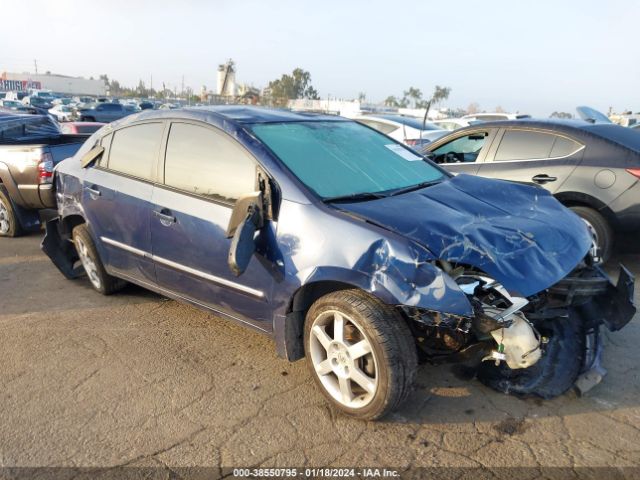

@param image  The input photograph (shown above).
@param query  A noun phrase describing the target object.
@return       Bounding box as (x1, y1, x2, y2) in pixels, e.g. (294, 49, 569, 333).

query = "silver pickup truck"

(0, 113, 91, 236)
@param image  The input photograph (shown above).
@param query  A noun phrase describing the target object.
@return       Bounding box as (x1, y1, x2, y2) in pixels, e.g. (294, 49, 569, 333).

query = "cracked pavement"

(0, 234, 638, 477)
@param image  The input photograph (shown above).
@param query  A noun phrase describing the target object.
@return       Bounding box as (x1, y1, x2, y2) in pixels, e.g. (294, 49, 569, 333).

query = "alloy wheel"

(76, 237, 102, 290)
(581, 218, 600, 261)
(0, 199, 10, 235)
(309, 310, 379, 409)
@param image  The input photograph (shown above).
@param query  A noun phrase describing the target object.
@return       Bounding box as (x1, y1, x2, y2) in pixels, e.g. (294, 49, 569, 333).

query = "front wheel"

(304, 290, 417, 420)
(478, 311, 585, 398)
(72, 225, 126, 295)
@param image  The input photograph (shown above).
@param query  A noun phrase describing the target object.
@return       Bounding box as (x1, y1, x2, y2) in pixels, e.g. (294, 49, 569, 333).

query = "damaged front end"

(400, 258, 636, 397)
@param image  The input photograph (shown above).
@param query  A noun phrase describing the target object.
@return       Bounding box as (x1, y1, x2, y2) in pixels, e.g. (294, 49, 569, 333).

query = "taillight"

(405, 139, 419, 146)
(37, 152, 54, 184)
(626, 168, 640, 180)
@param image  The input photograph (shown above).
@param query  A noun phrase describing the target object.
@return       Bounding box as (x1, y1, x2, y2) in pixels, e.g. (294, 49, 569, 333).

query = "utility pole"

(150, 74, 153, 96)
(181, 75, 184, 100)
(33, 59, 38, 75)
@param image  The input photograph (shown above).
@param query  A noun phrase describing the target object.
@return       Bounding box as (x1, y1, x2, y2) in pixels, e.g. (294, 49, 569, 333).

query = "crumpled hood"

(338, 174, 592, 297)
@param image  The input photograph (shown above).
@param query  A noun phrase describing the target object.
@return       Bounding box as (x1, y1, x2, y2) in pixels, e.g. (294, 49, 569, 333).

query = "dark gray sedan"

(423, 119, 640, 260)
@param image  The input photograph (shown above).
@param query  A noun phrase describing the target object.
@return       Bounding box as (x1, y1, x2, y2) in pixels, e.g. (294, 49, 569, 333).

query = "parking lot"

(0, 232, 638, 477)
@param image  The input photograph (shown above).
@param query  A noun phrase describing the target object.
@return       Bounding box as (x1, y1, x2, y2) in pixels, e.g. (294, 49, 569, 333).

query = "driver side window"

(431, 132, 488, 164)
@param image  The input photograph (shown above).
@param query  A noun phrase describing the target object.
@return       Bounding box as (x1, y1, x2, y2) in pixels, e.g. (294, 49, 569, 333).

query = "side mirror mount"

(80, 145, 104, 168)
(226, 191, 264, 277)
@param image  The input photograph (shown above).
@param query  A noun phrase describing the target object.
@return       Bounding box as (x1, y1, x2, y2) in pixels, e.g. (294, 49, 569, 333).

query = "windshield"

(251, 121, 445, 199)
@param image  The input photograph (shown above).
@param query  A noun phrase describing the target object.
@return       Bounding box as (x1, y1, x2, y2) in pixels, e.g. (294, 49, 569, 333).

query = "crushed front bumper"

(550, 264, 636, 331)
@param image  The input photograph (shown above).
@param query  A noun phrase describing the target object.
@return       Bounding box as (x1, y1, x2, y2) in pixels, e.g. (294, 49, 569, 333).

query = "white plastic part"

(490, 315, 541, 369)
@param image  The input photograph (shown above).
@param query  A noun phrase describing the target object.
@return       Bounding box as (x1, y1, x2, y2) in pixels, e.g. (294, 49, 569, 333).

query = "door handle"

(531, 174, 557, 184)
(84, 186, 101, 197)
(153, 209, 176, 225)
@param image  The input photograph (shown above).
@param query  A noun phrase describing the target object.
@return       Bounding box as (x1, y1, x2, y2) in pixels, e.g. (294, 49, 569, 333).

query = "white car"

(431, 118, 484, 131)
(461, 112, 531, 122)
(355, 114, 448, 148)
(48, 105, 75, 122)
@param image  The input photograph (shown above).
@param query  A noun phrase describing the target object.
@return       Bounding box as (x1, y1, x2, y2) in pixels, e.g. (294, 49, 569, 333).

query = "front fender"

(300, 255, 472, 317)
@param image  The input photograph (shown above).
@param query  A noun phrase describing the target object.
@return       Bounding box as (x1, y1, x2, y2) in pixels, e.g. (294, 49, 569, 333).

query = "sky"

(1, 0, 638, 116)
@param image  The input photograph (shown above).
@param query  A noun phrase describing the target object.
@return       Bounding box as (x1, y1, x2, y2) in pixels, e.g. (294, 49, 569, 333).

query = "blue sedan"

(42, 106, 635, 419)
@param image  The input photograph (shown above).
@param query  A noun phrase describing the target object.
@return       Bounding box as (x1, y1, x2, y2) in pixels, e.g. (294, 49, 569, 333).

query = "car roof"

(456, 118, 594, 131)
(446, 118, 640, 153)
(114, 105, 346, 127)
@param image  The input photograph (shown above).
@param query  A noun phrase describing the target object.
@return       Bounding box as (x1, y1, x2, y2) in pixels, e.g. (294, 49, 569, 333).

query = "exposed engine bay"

(401, 256, 636, 396)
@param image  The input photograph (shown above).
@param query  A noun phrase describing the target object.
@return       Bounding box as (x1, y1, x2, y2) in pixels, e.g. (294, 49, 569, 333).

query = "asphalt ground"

(0, 233, 638, 479)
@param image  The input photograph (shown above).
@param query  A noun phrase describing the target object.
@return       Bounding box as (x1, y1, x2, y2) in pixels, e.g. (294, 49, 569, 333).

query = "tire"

(304, 289, 417, 420)
(477, 311, 585, 399)
(569, 206, 613, 262)
(82, 116, 95, 122)
(72, 224, 126, 295)
(0, 185, 24, 237)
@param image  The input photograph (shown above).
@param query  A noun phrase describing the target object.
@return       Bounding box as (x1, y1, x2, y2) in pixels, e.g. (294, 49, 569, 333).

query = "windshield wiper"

(322, 191, 388, 203)
(388, 180, 441, 197)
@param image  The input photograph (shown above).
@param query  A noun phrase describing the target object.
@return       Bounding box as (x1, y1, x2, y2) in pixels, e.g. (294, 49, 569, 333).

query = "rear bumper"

(609, 182, 640, 231)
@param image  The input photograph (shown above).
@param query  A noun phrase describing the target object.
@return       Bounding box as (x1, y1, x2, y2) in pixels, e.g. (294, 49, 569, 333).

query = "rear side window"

(107, 123, 163, 180)
(495, 130, 556, 161)
(550, 136, 582, 157)
(495, 130, 582, 161)
(164, 122, 256, 204)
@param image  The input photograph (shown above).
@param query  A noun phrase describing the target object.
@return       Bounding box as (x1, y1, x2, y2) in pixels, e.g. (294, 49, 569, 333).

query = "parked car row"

(0, 105, 627, 421)
(0, 89, 192, 124)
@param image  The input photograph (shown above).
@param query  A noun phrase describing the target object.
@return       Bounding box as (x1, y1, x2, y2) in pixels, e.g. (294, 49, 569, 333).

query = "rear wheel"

(569, 206, 613, 262)
(478, 311, 585, 398)
(72, 224, 126, 295)
(304, 290, 417, 420)
(0, 185, 24, 237)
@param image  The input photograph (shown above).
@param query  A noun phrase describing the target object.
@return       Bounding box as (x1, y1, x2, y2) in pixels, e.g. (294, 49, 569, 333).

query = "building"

(216, 60, 236, 97)
(0, 72, 106, 96)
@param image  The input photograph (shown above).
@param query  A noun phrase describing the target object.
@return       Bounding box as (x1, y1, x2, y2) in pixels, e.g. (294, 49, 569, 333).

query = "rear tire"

(72, 224, 126, 295)
(304, 290, 417, 420)
(569, 206, 613, 262)
(478, 311, 585, 399)
(0, 185, 24, 237)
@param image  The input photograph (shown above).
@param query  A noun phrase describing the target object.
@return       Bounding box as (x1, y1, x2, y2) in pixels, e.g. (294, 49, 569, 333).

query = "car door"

(150, 120, 274, 331)
(477, 128, 585, 193)
(426, 128, 498, 175)
(82, 121, 165, 284)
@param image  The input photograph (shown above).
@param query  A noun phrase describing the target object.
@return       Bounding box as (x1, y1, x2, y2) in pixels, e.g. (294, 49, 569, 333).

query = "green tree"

(384, 95, 400, 107)
(431, 85, 451, 106)
(402, 87, 423, 108)
(267, 68, 320, 106)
